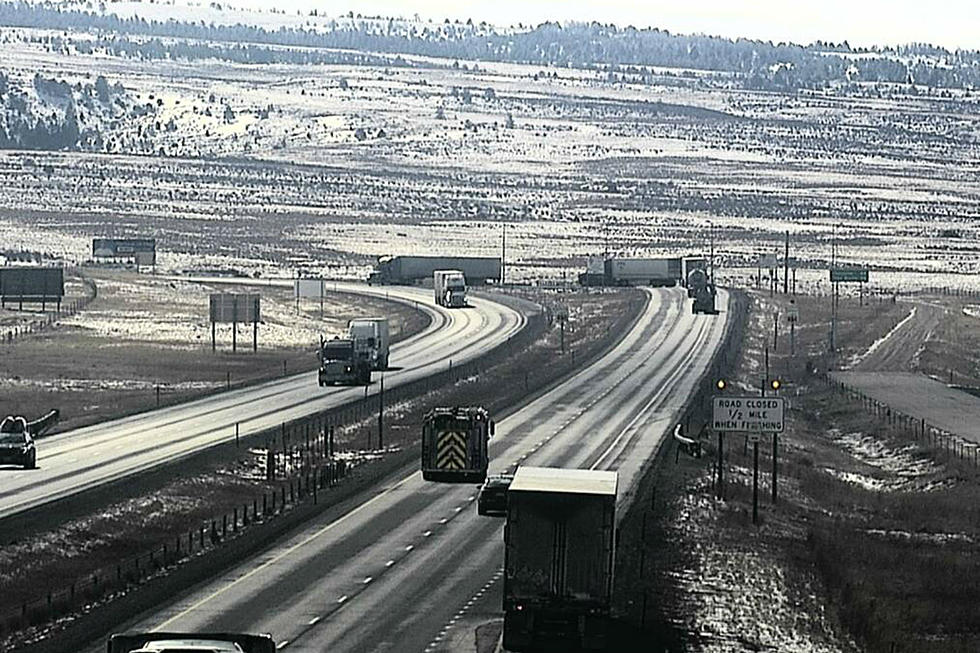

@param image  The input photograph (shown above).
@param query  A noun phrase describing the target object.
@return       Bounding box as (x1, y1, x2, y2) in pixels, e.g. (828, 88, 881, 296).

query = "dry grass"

(0, 269, 428, 432)
(0, 287, 644, 644)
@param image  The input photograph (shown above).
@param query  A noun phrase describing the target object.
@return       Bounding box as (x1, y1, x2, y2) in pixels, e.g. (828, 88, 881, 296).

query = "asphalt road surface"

(0, 282, 526, 520)
(111, 287, 730, 653)
(831, 371, 980, 443)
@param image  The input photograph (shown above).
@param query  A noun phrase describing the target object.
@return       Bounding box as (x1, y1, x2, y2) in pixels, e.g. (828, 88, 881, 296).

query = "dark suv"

(477, 473, 513, 517)
(0, 416, 37, 469)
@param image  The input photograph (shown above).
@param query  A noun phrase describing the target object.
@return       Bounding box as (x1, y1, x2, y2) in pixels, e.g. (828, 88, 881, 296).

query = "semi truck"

(348, 317, 390, 369)
(108, 632, 275, 653)
(420, 406, 494, 482)
(686, 267, 709, 298)
(367, 256, 501, 285)
(682, 256, 708, 295)
(317, 337, 371, 386)
(503, 466, 618, 652)
(433, 269, 467, 308)
(692, 283, 717, 314)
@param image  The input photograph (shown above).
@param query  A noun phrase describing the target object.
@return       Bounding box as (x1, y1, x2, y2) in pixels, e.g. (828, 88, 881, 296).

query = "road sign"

(787, 306, 799, 323)
(758, 254, 778, 268)
(712, 396, 785, 433)
(830, 268, 869, 283)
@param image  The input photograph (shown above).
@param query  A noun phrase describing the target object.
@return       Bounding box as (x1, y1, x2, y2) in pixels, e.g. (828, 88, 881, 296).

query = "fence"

(826, 376, 980, 469)
(2, 272, 97, 345)
(0, 307, 548, 641)
(0, 457, 349, 638)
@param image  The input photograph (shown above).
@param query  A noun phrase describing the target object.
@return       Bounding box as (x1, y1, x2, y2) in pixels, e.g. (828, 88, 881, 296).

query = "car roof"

(132, 639, 243, 651)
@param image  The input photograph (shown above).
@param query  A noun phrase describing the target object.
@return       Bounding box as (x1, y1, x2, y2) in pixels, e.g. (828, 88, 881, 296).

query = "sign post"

(713, 396, 785, 523)
(209, 293, 261, 353)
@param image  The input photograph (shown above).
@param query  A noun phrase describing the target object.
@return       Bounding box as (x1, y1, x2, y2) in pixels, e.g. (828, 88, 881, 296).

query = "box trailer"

(348, 317, 390, 370)
(368, 256, 501, 285)
(503, 466, 617, 652)
(605, 257, 681, 286)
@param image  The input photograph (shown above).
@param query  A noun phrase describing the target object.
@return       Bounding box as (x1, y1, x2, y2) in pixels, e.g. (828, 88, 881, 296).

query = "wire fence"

(826, 376, 980, 469)
(0, 308, 548, 641)
(1, 270, 97, 345)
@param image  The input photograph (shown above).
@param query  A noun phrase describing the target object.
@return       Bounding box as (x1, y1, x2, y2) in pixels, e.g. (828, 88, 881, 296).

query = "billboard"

(294, 278, 325, 299)
(0, 267, 64, 304)
(92, 238, 157, 265)
(209, 293, 260, 323)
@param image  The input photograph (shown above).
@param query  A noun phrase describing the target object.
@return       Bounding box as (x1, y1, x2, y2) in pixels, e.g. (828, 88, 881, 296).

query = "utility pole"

(378, 375, 384, 450)
(503, 223, 508, 284)
(783, 230, 789, 295)
(709, 221, 715, 284)
(830, 224, 837, 353)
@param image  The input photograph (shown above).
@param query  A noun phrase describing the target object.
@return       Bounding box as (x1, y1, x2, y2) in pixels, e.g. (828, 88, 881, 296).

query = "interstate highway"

(115, 287, 730, 653)
(0, 282, 526, 520)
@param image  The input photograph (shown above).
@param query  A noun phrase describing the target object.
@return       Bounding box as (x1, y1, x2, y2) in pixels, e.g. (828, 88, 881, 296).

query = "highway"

(113, 287, 730, 653)
(0, 282, 526, 520)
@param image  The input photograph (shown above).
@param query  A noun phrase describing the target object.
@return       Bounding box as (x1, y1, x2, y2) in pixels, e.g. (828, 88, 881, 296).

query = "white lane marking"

(591, 318, 709, 470)
(363, 577, 373, 584)
(152, 472, 415, 630)
(386, 560, 395, 567)
(276, 640, 289, 649)
(337, 595, 349, 604)
(423, 530, 432, 537)
(405, 545, 414, 552)
(439, 518, 448, 524)
(308, 617, 320, 626)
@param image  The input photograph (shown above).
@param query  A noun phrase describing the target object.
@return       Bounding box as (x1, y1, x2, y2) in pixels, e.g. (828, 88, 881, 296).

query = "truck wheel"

(503, 612, 530, 652)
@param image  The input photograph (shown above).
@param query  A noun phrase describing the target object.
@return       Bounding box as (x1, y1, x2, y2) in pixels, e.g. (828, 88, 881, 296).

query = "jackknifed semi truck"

(420, 406, 494, 482)
(503, 466, 618, 652)
(317, 336, 371, 386)
(433, 269, 467, 308)
(367, 256, 501, 285)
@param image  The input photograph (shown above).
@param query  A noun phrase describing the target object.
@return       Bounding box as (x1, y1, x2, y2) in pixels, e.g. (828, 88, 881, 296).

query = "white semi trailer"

(347, 317, 390, 370)
(433, 270, 467, 308)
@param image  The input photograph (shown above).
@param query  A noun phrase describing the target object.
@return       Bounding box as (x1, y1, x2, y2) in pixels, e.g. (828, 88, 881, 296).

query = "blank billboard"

(294, 278, 325, 298)
(209, 293, 260, 323)
(0, 267, 64, 302)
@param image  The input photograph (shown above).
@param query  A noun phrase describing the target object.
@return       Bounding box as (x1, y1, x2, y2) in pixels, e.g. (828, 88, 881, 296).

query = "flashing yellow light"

(770, 379, 781, 390)
(716, 379, 727, 390)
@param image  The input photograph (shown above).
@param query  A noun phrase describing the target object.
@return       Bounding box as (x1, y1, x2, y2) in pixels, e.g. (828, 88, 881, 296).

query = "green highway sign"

(830, 268, 869, 283)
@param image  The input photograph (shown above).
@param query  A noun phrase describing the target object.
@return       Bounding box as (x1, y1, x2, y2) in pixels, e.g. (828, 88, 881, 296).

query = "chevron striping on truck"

(436, 431, 467, 469)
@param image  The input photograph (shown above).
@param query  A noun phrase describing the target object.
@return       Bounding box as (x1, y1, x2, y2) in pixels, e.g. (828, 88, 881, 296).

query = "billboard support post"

(212, 321, 216, 352)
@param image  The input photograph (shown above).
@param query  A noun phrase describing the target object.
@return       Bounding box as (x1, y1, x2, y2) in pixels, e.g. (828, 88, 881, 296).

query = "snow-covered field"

(1, 24, 979, 290)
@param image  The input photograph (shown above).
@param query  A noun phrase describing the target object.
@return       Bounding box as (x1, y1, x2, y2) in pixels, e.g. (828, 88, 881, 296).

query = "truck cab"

(317, 337, 371, 386)
(433, 269, 467, 308)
